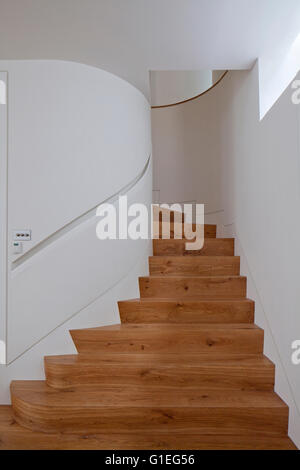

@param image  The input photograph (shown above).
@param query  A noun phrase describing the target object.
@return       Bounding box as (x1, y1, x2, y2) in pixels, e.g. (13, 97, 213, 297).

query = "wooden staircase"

(1, 215, 296, 449)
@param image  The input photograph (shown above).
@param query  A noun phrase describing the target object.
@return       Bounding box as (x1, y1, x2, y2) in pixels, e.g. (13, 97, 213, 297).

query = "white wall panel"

(7, 160, 152, 362)
(0, 60, 151, 259)
(0, 71, 8, 365)
(0, 60, 152, 368)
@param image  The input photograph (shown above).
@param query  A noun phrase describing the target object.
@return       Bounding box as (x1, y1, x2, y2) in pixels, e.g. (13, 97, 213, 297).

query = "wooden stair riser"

(153, 238, 234, 256)
(7, 212, 295, 449)
(11, 402, 288, 437)
(139, 276, 247, 299)
(0, 405, 296, 449)
(153, 209, 214, 232)
(149, 256, 240, 276)
(157, 222, 216, 239)
(154, 208, 184, 224)
(70, 326, 263, 355)
(118, 299, 254, 323)
(44, 357, 275, 391)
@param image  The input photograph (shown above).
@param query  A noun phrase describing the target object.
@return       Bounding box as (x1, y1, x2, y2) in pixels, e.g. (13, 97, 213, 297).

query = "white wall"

(151, 74, 223, 224)
(0, 72, 7, 365)
(218, 67, 300, 448)
(0, 159, 152, 402)
(0, 61, 152, 387)
(1, 60, 151, 258)
(150, 70, 212, 106)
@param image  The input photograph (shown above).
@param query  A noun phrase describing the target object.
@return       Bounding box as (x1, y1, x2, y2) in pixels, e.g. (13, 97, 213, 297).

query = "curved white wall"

(2, 60, 151, 256)
(0, 60, 152, 382)
(0, 161, 152, 402)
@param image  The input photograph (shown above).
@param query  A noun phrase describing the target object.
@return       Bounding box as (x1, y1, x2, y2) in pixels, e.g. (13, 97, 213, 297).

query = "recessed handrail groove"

(151, 71, 228, 109)
(12, 155, 151, 271)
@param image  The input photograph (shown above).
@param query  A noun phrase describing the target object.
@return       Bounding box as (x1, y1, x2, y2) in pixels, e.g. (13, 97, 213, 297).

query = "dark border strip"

(151, 71, 228, 109)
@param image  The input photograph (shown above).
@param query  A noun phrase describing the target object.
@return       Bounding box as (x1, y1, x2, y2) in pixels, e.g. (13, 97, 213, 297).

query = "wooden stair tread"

(154, 238, 233, 243)
(0, 406, 296, 450)
(45, 352, 272, 366)
(143, 274, 243, 278)
(71, 322, 261, 332)
(120, 297, 254, 303)
(149, 255, 240, 261)
(11, 381, 287, 408)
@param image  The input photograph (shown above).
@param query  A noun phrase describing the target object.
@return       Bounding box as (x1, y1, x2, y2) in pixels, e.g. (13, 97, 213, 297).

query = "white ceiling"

(0, 0, 300, 98)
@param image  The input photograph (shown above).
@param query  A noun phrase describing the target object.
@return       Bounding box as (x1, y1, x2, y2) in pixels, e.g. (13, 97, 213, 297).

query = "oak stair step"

(70, 323, 263, 355)
(7, 211, 296, 449)
(11, 381, 288, 436)
(154, 208, 185, 223)
(118, 298, 254, 323)
(139, 275, 247, 299)
(157, 221, 216, 239)
(0, 403, 296, 449)
(153, 238, 234, 256)
(149, 256, 240, 276)
(44, 353, 275, 391)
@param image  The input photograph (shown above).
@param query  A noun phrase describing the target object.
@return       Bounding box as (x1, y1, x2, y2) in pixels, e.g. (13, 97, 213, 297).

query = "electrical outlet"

(13, 230, 31, 241)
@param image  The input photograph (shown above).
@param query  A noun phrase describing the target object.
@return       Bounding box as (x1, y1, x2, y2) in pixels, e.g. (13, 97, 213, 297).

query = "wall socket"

(13, 230, 31, 241)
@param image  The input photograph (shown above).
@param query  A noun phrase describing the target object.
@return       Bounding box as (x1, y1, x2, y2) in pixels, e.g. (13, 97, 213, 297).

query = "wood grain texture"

(153, 238, 234, 256)
(7, 219, 296, 449)
(44, 353, 274, 391)
(139, 275, 247, 299)
(118, 298, 254, 323)
(149, 256, 240, 276)
(0, 406, 296, 450)
(70, 323, 264, 355)
(158, 222, 216, 239)
(11, 381, 289, 435)
(154, 208, 184, 223)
